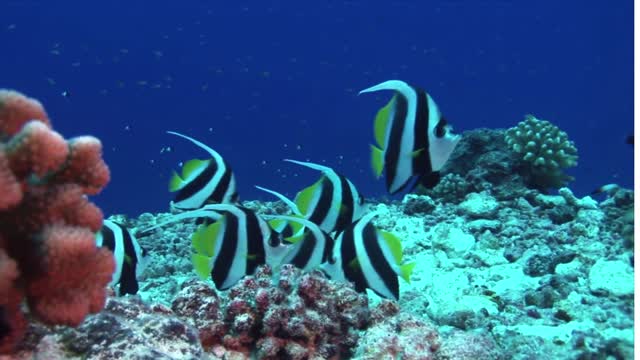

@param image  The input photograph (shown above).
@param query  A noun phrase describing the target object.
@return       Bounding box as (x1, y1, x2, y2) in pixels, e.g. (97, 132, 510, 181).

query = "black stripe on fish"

(333, 175, 355, 233)
(211, 211, 237, 289)
(288, 231, 317, 269)
(308, 176, 333, 226)
(173, 160, 220, 206)
(244, 208, 267, 275)
(340, 226, 368, 293)
(362, 222, 399, 300)
(385, 92, 409, 193)
(208, 159, 236, 204)
(411, 86, 430, 174)
(100, 225, 116, 251)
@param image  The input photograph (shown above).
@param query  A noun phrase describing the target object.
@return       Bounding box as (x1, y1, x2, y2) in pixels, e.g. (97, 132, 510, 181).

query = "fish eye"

(328, 255, 336, 264)
(435, 116, 448, 138)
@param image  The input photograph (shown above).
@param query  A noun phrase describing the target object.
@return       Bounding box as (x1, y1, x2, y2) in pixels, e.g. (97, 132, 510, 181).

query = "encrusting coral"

(0, 89, 114, 353)
(505, 114, 578, 189)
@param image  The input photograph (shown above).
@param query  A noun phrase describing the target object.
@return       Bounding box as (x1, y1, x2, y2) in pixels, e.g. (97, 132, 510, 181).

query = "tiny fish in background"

(96, 220, 149, 296)
(360, 80, 461, 194)
(167, 131, 238, 209)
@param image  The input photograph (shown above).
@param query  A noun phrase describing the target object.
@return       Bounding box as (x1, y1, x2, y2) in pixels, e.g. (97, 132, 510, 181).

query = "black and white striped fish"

(255, 159, 366, 234)
(360, 80, 461, 194)
(141, 204, 288, 290)
(265, 215, 334, 273)
(96, 220, 149, 296)
(321, 212, 415, 301)
(167, 131, 238, 209)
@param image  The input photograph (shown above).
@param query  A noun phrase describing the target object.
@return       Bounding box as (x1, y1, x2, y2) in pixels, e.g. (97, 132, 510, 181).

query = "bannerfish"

(141, 204, 288, 290)
(167, 131, 238, 210)
(96, 219, 149, 296)
(321, 212, 415, 301)
(359, 80, 461, 194)
(255, 159, 366, 234)
(264, 215, 334, 273)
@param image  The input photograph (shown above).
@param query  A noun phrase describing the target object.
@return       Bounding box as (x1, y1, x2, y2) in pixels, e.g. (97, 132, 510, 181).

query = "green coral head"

(505, 114, 579, 188)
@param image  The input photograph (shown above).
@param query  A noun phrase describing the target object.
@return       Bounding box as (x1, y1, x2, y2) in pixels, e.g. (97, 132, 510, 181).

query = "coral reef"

(5, 181, 634, 359)
(505, 115, 578, 189)
(172, 264, 370, 359)
(0, 89, 114, 353)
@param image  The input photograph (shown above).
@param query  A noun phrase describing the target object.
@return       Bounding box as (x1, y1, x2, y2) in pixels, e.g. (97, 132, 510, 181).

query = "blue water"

(1, 1, 633, 217)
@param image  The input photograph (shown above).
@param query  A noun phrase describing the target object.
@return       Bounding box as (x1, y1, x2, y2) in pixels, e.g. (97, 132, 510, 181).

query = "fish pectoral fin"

(370, 145, 384, 178)
(191, 253, 212, 280)
(169, 171, 185, 192)
(399, 262, 416, 283)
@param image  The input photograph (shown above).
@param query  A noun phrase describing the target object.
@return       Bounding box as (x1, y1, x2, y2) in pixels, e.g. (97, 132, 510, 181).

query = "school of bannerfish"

(98, 79, 461, 301)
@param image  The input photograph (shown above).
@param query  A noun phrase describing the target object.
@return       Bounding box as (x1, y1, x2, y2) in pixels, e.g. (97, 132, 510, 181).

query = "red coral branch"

(0, 89, 115, 354)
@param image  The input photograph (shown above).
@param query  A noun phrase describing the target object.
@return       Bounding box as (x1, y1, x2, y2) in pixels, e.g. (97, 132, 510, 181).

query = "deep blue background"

(1, 1, 633, 217)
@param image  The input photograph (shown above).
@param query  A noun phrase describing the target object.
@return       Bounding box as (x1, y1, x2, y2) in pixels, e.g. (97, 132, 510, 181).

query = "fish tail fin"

(399, 262, 416, 283)
(169, 171, 184, 192)
(191, 253, 212, 280)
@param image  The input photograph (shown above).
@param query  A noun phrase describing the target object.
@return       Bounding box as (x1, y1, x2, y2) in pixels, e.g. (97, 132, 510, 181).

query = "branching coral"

(0, 89, 114, 353)
(505, 115, 578, 189)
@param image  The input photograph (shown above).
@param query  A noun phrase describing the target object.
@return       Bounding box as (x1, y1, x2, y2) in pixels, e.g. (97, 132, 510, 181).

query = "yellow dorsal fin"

(191, 253, 212, 280)
(169, 171, 184, 192)
(295, 179, 322, 215)
(370, 145, 384, 178)
(380, 230, 403, 264)
(182, 159, 209, 179)
(399, 262, 416, 283)
(374, 96, 395, 148)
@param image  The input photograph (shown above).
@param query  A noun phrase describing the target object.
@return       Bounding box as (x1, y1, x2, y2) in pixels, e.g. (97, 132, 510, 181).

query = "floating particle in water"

(119, 48, 129, 54)
(261, 160, 267, 165)
(160, 146, 172, 154)
(201, 83, 209, 91)
(124, 125, 130, 131)
(45, 77, 56, 85)
(7, 24, 16, 31)
(296, 145, 302, 150)
(153, 50, 163, 58)
(71, 62, 81, 67)
(50, 49, 61, 56)
(137, 80, 148, 86)
(208, 127, 213, 132)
